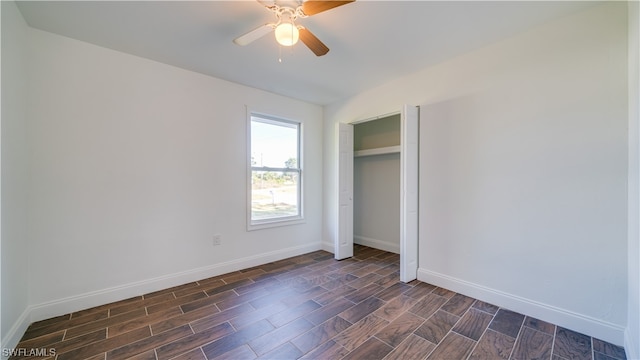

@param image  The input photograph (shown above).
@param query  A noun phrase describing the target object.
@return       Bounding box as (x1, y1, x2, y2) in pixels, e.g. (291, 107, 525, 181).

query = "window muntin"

(249, 114, 302, 228)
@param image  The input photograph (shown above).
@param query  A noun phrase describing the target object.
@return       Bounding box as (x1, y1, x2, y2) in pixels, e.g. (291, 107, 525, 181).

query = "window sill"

(248, 217, 305, 231)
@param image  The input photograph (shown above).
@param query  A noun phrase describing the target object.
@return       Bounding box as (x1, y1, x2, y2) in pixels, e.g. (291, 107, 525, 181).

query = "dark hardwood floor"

(12, 245, 626, 360)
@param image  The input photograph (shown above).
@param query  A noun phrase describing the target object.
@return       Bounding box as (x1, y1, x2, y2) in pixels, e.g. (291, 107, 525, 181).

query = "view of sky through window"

(251, 119, 297, 168)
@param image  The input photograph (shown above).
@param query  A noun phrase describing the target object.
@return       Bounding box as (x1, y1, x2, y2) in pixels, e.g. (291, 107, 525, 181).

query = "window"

(248, 113, 302, 229)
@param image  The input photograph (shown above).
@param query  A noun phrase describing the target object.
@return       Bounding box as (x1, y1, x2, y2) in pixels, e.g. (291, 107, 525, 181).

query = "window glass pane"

(251, 119, 298, 168)
(251, 171, 299, 220)
(249, 114, 301, 226)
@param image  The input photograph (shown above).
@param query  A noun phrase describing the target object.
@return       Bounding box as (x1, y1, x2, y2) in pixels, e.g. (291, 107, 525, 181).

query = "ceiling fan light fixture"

(234, 0, 355, 56)
(274, 21, 299, 46)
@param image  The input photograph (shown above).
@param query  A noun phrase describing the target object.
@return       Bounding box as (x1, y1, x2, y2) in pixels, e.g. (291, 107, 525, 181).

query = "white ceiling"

(16, 1, 599, 105)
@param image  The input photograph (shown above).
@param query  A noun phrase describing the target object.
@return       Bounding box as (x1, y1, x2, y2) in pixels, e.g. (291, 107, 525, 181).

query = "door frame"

(335, 105, 419, 283)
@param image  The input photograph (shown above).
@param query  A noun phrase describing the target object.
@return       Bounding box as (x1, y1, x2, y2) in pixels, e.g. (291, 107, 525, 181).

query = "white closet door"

(400, 105, 419, 282)
(336, 122, 354, 260)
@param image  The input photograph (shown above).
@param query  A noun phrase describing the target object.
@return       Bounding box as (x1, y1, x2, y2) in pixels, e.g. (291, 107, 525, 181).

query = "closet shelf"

(354, 145, 401, 157)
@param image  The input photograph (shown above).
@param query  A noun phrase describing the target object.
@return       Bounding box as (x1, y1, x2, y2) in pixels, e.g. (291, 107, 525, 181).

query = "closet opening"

(336, 105, 419, 282)
(353, 114, 401, 254)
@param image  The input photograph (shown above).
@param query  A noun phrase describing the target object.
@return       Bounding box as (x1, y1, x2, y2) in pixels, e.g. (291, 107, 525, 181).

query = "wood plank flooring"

(11, 245, 627, 360)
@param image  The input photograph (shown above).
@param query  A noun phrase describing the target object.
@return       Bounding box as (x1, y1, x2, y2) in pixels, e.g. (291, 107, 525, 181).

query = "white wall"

(23, 27, 323, 321)
(1, 1, 31, 348)
(324, 2, 628, 346)
(626, 1, 640, 358)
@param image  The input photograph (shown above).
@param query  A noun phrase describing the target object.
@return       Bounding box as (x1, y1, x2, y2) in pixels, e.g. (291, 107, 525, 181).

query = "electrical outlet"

(213, 234, 221, 246)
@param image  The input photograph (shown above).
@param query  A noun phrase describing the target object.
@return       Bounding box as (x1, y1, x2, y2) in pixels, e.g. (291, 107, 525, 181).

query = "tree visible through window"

(249, 114, 302, 228)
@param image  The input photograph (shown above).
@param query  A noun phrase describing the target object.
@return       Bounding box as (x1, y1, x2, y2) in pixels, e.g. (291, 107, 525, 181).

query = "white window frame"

(247, 111, 304, 230)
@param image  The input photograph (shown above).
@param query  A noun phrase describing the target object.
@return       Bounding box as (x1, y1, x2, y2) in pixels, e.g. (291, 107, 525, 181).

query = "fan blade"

(233, 24, 274, 46)
(300, 0, 354, 16)
(299, 28, 329, 56)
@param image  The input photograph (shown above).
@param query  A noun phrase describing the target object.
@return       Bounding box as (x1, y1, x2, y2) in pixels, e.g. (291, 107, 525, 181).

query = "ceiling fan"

(233, 0, 355, 56)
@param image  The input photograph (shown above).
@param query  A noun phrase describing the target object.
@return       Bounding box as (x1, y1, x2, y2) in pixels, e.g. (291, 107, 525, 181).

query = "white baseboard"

(1, 308, 32, 359)
(417, 268, 626, 347)
(321, 241, 335, 254)
(354, 235, 399, 254)
(1, 242, 322, 356)
(625, 328, 639, 360)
